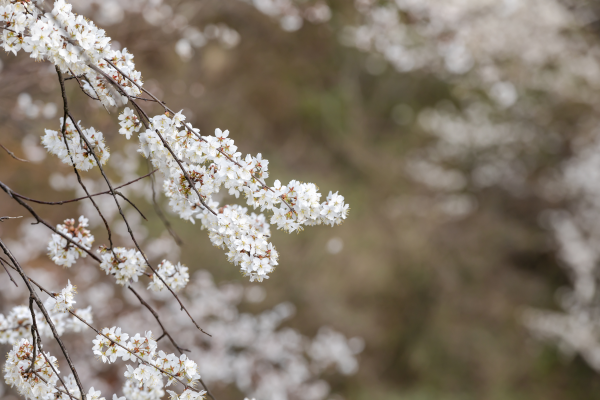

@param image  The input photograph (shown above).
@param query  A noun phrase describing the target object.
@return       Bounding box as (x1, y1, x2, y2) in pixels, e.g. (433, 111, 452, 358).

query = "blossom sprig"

(42, 118, 110, 171)
(197, 204, 279, 282)
(4, 339, 88, 400)
(0, 303, 93, 346)
(46, 280, 77, 313)
(131, 108, 349, 281)
(47, 216, 94, 268)
(0, 0, 143, 108)
(3, 338, 62, 400)
(3, 0, 348, 282)
(98, 246, 147, 286)
(118, 107, 143, 140)
(92, 327, 205, 400)
(148, 260, 189, 293)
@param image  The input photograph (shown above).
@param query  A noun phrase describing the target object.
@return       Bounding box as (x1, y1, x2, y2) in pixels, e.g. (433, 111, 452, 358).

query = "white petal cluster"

(86, 387, 106, 400)
(1, 0, 143, 108)
(118, 107, 143, 139)
(47, 216, 94, 267)
(137, 111, 348, 281)
(148, 260, 189, 293)
(42, 118, 109, 171)
(98, 246, 147, 286)
(196, 204, 278, 282)
(3, 338, 65, 400)
(3, 0, 348, 281)
(0, 303, 92, 345)
(166, 389, 205, 400)
(92, 327, 205, 400)
(46, 280, 77, 313)
(122, 377, 164, 400)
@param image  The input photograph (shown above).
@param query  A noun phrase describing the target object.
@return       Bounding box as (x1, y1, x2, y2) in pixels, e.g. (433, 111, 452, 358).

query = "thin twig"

(0, 256, 18, 286)
(0, 180, 102, 263)
(117, 191, 148, 221)
(67, 309, 201, 393)
(66, 108, 209, 336)
(25, 296, 38, 374)
(104, 58, 296, 215)
(36, 340, 81, 400)
(0, 215, 22, 221)
(56, 66, 118, 256)
(148, 160, 183, 246)
(12, 169, 157, 206)
(0, 238, 86, 397)
(128, 286, 191, 353)
(0, 143, 29, 162)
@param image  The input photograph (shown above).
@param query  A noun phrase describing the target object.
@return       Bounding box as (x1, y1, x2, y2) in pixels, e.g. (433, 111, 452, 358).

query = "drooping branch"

(0, 238, 87, 397)
(12, 169, 157, 206)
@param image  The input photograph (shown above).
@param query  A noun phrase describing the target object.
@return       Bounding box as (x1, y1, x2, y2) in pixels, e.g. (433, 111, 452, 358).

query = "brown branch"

(32, 370, 81, 400)
(0, 255, 18, 287)
(116, 191, 148, 221)
(68, 68, 99, 101)
(0, 180, 103, 263)
(0, 238, 86, 397)
(88, 60, 216, 217)
(67, 309, 201, 393)
(67, 109, 210, 336)
(200, 378, 217, 400)
(35, 342, 81, 400)
(12, 169, 157, 206)
(103, 58, 295, 215)
(56, 66, 118, 254)
(0, 143, 29, 162)
(148, 160, 183, 246)
(58, 69, 209, 335)
(25, 296, 38, 374)
(128, 286, 191, 353)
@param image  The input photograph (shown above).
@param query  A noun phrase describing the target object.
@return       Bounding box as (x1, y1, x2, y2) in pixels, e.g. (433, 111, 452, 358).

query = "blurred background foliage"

(4, 0, 600, 399)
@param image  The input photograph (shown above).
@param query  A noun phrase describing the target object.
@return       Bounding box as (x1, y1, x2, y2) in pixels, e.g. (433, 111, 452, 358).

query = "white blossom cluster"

(4, 338, 64, 400)
(148, 260, 189, 293)
(195, 203, 279, 281)
(1, 1, 358, 398)
(0, 0, 143, 109)
(47, 216, 94, 267)
(0, 301, 92, 345)
(127, 110, 349, 281)
(118, 107, 143, 140)
(92, 327, 205, 400)
(42, 117, 110, 171)
(122, 377, 164, 400)
(98, 246, 147, 286)
(4, 338, 100, 400)
(46, 280, 77, 313)
(3, 0, 348, 282)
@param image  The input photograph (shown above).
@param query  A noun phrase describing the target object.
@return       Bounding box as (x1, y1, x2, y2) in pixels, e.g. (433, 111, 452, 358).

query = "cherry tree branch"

(0, 143, 29, 162)
(0, 238, 87, 397)
(12, 169, 157, 206)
